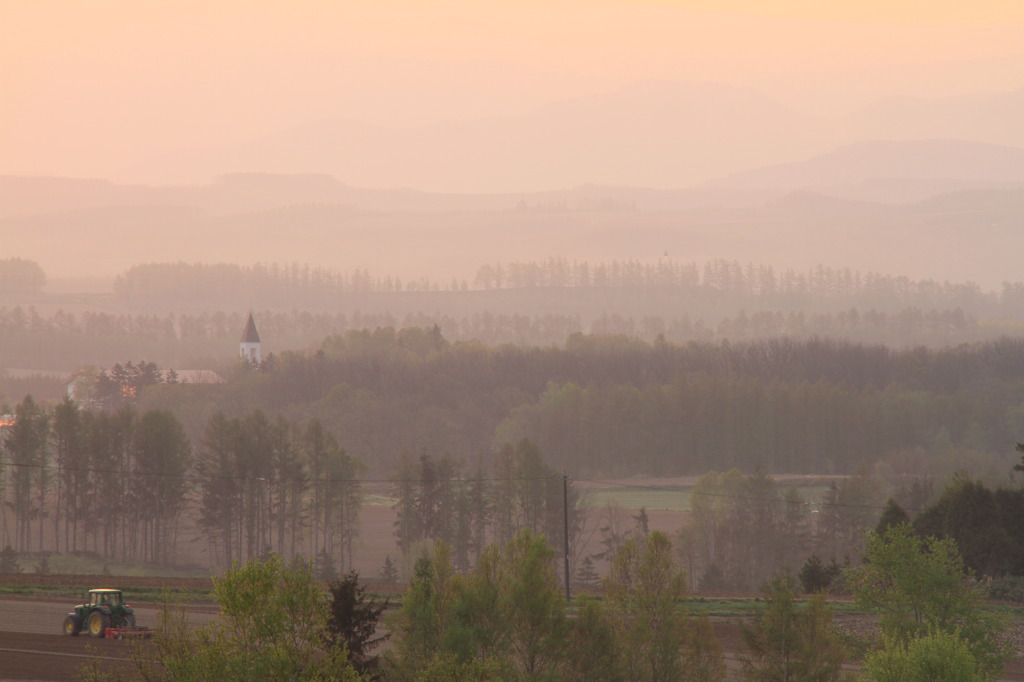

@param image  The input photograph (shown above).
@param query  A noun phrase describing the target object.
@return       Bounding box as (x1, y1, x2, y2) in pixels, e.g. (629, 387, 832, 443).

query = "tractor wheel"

(63, 615, 81, 636)
(87, 610, 109, 638)
(125, 614, 136, 627)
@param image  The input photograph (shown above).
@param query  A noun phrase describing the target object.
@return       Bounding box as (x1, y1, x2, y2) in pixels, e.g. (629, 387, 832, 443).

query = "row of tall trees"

(0, 301, 992, 352)
(195, 412, 363, 571)
(110, 258, 994, 309)
(391, 441, 582, 575)
(0, 395, 368, 570)
(2, 395, 189, 563)
(4, 390, 589, 574)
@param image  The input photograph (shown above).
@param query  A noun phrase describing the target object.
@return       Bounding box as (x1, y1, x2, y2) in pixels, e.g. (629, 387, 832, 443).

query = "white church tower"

(240, 312, 261, 365)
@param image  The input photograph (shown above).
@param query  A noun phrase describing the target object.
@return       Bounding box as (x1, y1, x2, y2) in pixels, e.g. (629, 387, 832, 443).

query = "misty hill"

(114, 81, 1024, 193)
(121, 81, 831, 191)
(0, 172, 782, 222)
(853, 87, 1024, 150)
(708, 139, 1024, 202)
(4, 175, 1024, 289)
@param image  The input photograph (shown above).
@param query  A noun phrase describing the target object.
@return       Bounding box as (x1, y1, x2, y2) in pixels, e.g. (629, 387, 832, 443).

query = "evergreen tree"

(326, 571, 390, 677)
(4, 395, 49, 551)
(380, 555, 399, 583)
(876, 499, 910, 536)
(574, 555, 599, 588)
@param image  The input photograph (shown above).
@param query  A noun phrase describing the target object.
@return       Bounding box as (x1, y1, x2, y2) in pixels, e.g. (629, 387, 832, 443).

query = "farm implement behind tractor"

(62, 588, 154, 639)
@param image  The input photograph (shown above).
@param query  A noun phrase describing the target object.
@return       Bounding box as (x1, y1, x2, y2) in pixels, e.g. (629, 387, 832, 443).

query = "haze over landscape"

(2, 0, 1024, 289)
(10, 7, 1024, 679)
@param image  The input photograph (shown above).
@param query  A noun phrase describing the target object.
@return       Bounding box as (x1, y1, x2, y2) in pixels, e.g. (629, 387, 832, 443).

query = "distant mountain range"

(114, 81, 1024, 192)
(3, 160, 1024, 292)
(706, 138, 1024, 203)
(5, 82, 1024, 291)
(4, 137, 1024, 221)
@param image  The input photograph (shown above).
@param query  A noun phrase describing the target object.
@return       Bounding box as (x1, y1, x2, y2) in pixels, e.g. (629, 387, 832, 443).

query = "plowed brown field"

(0, 631, 137, 681)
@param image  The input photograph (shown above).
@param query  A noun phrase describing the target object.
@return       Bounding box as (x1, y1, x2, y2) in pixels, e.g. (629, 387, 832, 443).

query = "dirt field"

(0, 631, 137, 681)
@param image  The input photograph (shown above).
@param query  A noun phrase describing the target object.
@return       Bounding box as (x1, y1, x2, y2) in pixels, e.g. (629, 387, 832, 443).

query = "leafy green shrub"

(987, 576, 1024, 604)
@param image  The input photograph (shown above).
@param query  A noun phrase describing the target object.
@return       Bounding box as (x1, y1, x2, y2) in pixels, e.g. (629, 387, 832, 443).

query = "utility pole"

(563, 474, 571, 603)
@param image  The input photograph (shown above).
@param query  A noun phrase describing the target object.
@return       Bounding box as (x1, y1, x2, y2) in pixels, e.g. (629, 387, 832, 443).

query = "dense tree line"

(112, 261, 455, 305)
(907, 472, 1024, 578)
(111, 258, 995, 310)
(12, 329, 1024, 487)
(390, 442, 584, 576)
(2, 390, 593, 575)
(152, 331, 1024, 480)
(2, 395, 189, 564)
(0, 257, 46, 295)
(0, 300, 999, 377)
(0, 395, 367, 570)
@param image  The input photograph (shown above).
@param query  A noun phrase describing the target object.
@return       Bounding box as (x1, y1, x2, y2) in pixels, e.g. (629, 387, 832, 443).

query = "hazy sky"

(3, 0, 1024, 183)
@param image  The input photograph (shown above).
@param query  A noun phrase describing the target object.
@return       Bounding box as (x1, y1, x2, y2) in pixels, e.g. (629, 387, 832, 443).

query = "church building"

(240, 312, 261, 364)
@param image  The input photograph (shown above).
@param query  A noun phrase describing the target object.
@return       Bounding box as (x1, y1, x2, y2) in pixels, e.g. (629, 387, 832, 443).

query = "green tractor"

(63, 588, 137, 637)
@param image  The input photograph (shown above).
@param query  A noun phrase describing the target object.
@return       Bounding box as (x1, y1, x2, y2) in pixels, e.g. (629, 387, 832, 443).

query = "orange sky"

(2, 0, 1023, 182)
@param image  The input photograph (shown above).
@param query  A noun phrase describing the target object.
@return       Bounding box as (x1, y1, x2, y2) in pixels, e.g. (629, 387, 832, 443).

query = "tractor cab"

(89, 589, 122, 608)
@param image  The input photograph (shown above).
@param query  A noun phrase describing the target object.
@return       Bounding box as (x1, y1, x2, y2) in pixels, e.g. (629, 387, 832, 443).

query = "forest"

(5, 328, 1024, 586)
(4, 256, 1024, 378)
(7, 255, 1024, 680)
(6, 254, 1024, 587)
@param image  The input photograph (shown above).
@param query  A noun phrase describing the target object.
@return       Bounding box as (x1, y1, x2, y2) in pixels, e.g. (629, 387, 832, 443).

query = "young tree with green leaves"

(563, 595, 622, 682)
(604, 530, 689, 682)
(847, 523, 1008, 680)
(685, 612, 727, 682)
(740, 573, 844, 682)
(492, 529, 568, 678)
(387, 546, 458, 680)
(389, 532, 570, 680)
(863, 629, 986, 682)
(85, 555, 366, 681)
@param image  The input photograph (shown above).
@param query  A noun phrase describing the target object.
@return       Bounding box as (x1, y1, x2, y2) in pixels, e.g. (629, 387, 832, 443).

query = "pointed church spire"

(240, 312, 261, 364)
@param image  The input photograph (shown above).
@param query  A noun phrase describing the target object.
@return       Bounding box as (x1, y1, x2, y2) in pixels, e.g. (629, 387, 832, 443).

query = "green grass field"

(580, 483, 833, 513)
(581, 486, 693, 512)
